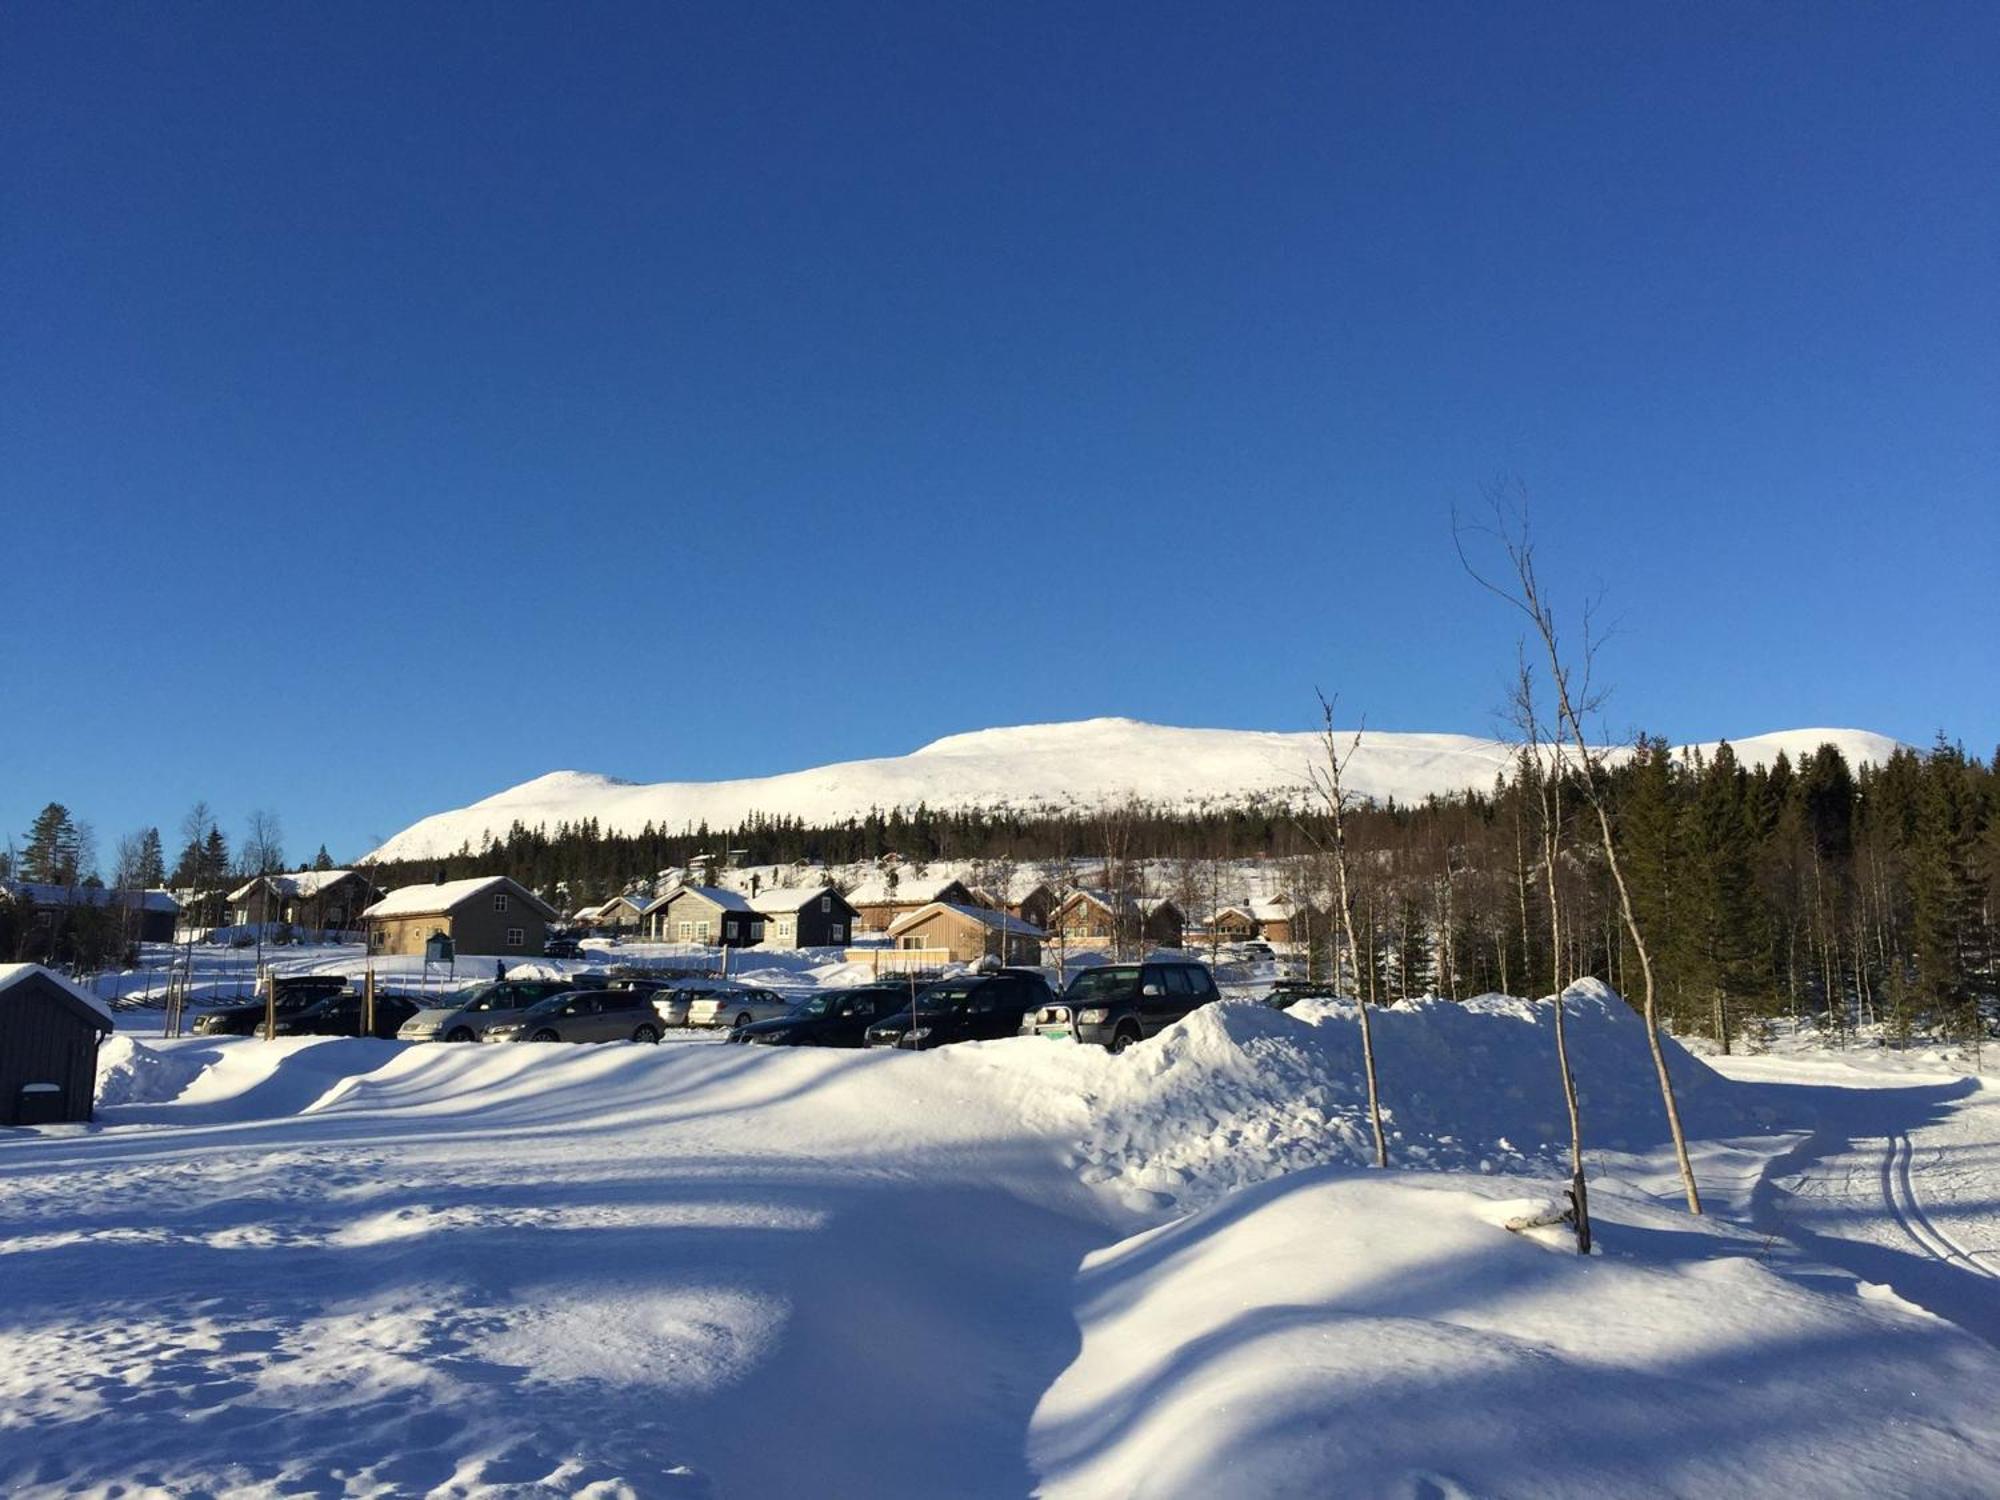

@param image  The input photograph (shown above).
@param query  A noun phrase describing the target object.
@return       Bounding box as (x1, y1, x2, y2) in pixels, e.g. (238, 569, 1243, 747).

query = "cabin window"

(677, 921, 694, 940)
(493, 893, 510, 912)
(750, 920, 765, 940)
(830, 923, 844, 943)
(696, 920, 712, 941)
(900, 934, 928, 951)
(724, 919, 738, 938)
(506, 927, 524, 947)
(820, 895, 831, 913)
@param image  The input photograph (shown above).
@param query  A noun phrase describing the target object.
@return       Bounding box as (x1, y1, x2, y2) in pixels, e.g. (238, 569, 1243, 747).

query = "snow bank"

(94, 1036, 214, 1107)
(1029, 1168, 2000, 1499)
(15, 979, 2000, 1497)
(1048, 980, 1743, 1215)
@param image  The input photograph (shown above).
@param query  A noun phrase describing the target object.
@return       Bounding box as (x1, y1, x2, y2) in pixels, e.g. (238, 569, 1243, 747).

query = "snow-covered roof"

(362, 877, 557, 921)
(886, 901, 1044, 939)
(601, 893, 650, 914)
(1058, 887, 1124, 915)
(0, 962, 116, 1026)
(1249, 897, 1297, 921)
(227, 870, 363, 903)
(748, 885, 846, 915)
(2, 881, 179, 913)
(1138, 897, 1183, 918)
(647, 884, 752, 914)
(845, 875, 969, 907)
(572, 902, 606, 921)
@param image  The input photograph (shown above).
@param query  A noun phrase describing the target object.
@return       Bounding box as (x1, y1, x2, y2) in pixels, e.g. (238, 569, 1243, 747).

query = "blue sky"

(4, 3, 1995, 865)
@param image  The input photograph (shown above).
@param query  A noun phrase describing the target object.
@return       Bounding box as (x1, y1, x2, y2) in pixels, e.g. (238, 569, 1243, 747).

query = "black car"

(273, 990, 425, 1040)
(864, 971, 1058, 1051)
(1021, 960, 1221, 1052)
(1261, 980, 1338, 1011)
(542, 934, 583, 959)
(729, 986, 912, 1048)
(189, 975, 351, 1036)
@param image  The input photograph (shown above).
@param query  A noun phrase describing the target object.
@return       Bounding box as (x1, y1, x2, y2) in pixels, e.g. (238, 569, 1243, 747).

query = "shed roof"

(0, 963, 116, 1028)
(362, 877, 559, 922)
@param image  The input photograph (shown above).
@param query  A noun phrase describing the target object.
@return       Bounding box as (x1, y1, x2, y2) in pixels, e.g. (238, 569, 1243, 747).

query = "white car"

(681, 984, 794, 1030)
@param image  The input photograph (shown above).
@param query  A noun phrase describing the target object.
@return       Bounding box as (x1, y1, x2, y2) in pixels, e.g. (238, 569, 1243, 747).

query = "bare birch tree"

(1512, 655, 1592, 1252)
(1459, 500, 1703, 1215)
(1302, 692, 1388, 1169)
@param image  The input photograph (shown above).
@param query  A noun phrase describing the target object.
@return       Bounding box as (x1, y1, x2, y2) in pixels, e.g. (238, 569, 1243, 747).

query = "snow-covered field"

(4, 986, 1996, 1497)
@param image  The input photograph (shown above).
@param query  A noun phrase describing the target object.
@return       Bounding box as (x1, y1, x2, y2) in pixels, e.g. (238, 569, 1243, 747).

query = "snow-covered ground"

(4, 986, 1996, 1496)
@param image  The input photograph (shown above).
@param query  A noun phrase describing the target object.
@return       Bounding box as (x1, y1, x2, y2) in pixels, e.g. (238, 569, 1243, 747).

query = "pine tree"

(1907, 738, 1980, 1040)
(137, 828, 167, 887)
(21, 803, 82, 886)
(312, 844, 335, 871)
(1686, 743, 1762, 1051)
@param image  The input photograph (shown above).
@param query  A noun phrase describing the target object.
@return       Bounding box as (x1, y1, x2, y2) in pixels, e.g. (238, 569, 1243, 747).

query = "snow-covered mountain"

(363, 717, 1904, 863)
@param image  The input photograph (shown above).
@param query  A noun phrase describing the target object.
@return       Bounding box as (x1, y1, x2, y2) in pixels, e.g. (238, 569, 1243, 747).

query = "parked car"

(481, 989, 666, 1045)
(683, 984, 793, 1030)
(189, 975, 351, 1036)
(542, 934, 583, 959)
(865, 970, 1058, 1051)
(728, 986, 911, 1047)
(1020, 960, 1221, 1052)
(1261, 980, 1339, 1011)
(398, 979, 584, 1043)
(273, 990, 424, 1040)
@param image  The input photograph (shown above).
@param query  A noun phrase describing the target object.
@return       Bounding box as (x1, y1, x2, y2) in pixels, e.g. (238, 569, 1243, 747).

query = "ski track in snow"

(1717, 1054, 2000, 1345)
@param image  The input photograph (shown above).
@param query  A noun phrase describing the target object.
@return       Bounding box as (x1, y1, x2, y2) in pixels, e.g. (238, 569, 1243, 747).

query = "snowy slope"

(365, 717, 1902, 861)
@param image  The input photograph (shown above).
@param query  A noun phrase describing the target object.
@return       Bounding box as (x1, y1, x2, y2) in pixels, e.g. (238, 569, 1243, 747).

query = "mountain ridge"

(363, 718, 1905, 863)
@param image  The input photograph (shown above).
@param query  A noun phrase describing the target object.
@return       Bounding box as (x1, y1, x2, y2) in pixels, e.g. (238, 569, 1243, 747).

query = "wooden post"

(363, 965, 376, 1038)
(262, 966, 276, 1041)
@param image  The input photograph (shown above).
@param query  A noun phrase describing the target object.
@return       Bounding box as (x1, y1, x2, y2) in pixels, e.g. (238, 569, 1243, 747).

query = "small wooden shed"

(0, 963, 114, 1126)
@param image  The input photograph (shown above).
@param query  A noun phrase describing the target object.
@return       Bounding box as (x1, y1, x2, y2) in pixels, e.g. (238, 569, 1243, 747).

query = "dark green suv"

(1021, 960, 1222, 1052)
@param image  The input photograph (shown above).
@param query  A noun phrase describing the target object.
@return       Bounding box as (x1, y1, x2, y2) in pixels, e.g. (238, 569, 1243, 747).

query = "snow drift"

(5, 983, 1990, 1497)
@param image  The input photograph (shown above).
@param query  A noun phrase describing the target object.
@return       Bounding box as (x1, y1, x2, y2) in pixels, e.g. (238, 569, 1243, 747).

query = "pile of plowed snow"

(94, 981, 1737, 1220)
(1057, 980, 1742, 1214)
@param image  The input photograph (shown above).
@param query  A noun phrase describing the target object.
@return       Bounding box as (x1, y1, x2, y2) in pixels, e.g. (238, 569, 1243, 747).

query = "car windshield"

(455, 985, 505, 1012)
(524, 991, 580, 1012)
(912, 984, 977, 1014)
(792, 995, 835, 1017)
(1065, 967, 1144, 1002)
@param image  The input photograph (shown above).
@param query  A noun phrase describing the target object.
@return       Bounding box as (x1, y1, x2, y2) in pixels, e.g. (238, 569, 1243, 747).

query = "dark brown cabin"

(0, 964, 114, 1126)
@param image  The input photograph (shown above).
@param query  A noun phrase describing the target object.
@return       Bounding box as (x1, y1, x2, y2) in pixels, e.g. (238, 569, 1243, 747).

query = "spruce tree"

(138, 827, 167, 887)
(21, 803, 81, 885)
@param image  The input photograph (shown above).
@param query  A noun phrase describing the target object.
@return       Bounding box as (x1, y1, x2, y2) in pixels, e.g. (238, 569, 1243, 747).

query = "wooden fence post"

(262, 966, 276, 1041)
(363, 965, 376, 1038)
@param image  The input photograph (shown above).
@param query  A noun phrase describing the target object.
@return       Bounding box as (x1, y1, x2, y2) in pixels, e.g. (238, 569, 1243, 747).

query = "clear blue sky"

(4, 3, 1995, 866)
